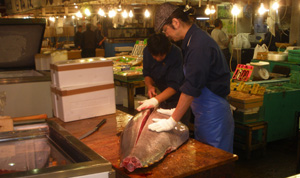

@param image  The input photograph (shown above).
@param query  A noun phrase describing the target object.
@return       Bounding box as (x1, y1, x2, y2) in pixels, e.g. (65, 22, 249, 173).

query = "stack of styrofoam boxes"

(50, 58, 116, 122)
(35, 50, 68, 70)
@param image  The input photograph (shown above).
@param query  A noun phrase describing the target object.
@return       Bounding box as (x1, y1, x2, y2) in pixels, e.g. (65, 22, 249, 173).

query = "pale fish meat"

(120, 109, 189, 172)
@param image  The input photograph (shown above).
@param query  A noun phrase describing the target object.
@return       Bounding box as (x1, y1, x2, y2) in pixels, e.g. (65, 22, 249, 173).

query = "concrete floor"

(234, 138, 298, 178)
(117, 105, 299, 178)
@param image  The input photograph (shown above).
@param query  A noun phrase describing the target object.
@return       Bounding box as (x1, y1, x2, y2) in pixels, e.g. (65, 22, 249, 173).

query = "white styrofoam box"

(115, 46, 134, 52)
(115, 86, 127, 105)
(50, 57, 113, 88)
(51, 83, 116, 122)
(123, 95, 147, 109)
(35, 51, 68, 71)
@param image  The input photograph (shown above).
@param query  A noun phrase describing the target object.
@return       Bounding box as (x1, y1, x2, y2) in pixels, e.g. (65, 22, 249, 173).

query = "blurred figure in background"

(260, 23, 281, 51)
(211, 18, 232, 67)
(95, 22, 107, 49)
(81, 23, 97, 58)
(74, 25, 82, 49)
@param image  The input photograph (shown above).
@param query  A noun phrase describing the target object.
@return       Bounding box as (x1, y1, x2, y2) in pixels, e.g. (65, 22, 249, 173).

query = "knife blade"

(79, 119, 106, 140)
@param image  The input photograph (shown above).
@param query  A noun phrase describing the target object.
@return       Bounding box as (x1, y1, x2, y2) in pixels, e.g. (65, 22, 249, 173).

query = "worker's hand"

(147, 86, 157, 98)
(148, 117, 177, 132)
(157, 108, 175, 116)
(136, 98, 159, 111)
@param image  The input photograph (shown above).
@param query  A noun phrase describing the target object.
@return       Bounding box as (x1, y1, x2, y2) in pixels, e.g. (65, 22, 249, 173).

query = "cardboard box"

(51, 83, 116, 122)
(96, 49, 105, 57)
(50, 58, 113, 88)
(228, 91, 264, 109)
(67, 50, 82, 60)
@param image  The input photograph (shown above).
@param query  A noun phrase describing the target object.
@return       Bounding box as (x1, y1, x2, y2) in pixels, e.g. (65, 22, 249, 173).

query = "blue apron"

(191, 87, 234, 153)
(183, 70, 234, 153)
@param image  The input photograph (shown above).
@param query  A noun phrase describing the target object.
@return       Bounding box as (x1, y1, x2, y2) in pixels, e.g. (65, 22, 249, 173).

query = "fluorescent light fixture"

(196, 17, 210, 20)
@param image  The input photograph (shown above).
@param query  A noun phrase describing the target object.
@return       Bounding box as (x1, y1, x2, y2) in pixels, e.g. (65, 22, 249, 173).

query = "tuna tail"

(120, 156, 142, 172)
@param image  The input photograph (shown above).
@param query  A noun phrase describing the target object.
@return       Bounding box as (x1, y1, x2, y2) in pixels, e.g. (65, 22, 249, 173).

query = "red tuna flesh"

(120, 109, 189, 172)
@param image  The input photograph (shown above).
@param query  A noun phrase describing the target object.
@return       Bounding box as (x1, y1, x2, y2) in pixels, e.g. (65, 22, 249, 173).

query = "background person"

(95, 22, 107, 49)
(148, 3, 234, 153)
(81, 23, 97, 58)
(74, 25, 82, 49)
(211, 18, 232, 67)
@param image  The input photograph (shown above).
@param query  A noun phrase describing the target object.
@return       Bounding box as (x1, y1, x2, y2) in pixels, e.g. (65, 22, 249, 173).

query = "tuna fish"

(120, 109, 189, 172)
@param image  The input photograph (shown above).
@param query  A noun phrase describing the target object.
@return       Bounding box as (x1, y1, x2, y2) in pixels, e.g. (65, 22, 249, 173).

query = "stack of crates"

(228, 90, 264, 124)
(50, 57, 116, 122)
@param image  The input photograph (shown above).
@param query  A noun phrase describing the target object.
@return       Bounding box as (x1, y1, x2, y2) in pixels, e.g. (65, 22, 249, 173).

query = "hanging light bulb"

(64, 15, 66, 18)
(85, 8, 91, 16)
(122, 10, 128, 18)
(72, 15, 75, 19)
(210, 5, 216, 14)
(108, 9, 116, 18)
(258, 3, 267, 15)
(144, 9, 150, 18)
(205, 5, 211, 15)
(272, 1, 279, 10)
(98, 8, 105, 16)
(117, 2, 122, 12)
(129, 10, 133, 17)
(76, 11, 82, 18)
(75, 5, 78, 9)
(231, 4, 240, 16)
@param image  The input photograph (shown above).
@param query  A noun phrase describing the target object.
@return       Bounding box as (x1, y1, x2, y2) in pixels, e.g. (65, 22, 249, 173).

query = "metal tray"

(0, 120, 114, 178)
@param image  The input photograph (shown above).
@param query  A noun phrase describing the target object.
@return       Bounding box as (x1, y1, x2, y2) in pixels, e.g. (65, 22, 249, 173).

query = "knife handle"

(96, 119, 106, 129)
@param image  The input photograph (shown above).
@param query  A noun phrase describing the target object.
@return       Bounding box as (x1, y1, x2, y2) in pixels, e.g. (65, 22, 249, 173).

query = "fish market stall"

(49, 110, 238, 178)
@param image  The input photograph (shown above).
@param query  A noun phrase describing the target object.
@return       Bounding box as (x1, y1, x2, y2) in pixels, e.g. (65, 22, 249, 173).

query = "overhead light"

(122, 10, 128, 18)
(108, 9, 116, 18)
(196, 17, 210, 20)
(85, 8, 91, 16)
(98, 8, 105, 16)
(75, 5, 78, 9)
(64, 15, 66, 18)
(117, 3, 122, 12)
(72, 15, 75, 19)
(144, 9, 150, 18)
(210, 5, 215, 14)
(272, 1, 279, 10)
(76, 11, 82, 18)
(258, 3, 267, 15)
(205, 5, 210, 15)
(231, 4, 240, 16)
(129, 10, 133, 17)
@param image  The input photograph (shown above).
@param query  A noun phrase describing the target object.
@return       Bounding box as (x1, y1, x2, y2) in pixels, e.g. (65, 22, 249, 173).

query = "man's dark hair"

(86, 23, 92, 30)
(163, 7, 192, 31)
(214, 18, 222, 28)
(147, 33, 171, 56)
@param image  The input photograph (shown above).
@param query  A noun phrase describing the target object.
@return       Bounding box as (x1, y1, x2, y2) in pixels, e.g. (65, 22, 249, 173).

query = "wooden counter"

(49, 110, 238, 178)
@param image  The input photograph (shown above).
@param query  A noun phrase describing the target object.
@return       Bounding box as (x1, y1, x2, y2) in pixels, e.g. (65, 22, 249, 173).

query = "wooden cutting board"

(0, 116, 13, 132)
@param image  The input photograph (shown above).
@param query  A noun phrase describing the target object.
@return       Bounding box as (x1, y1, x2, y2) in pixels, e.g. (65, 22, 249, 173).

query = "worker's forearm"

(155, 87, 176, 103)
(144, 76, 155, 89)
(172, 93, 194, 122)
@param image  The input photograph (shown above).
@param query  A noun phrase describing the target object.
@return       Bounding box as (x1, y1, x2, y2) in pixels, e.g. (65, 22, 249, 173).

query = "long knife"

(79, 119, 106, 140)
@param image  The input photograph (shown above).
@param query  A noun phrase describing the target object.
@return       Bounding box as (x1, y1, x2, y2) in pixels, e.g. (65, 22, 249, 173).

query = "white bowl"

(268, 52, 288, 61)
